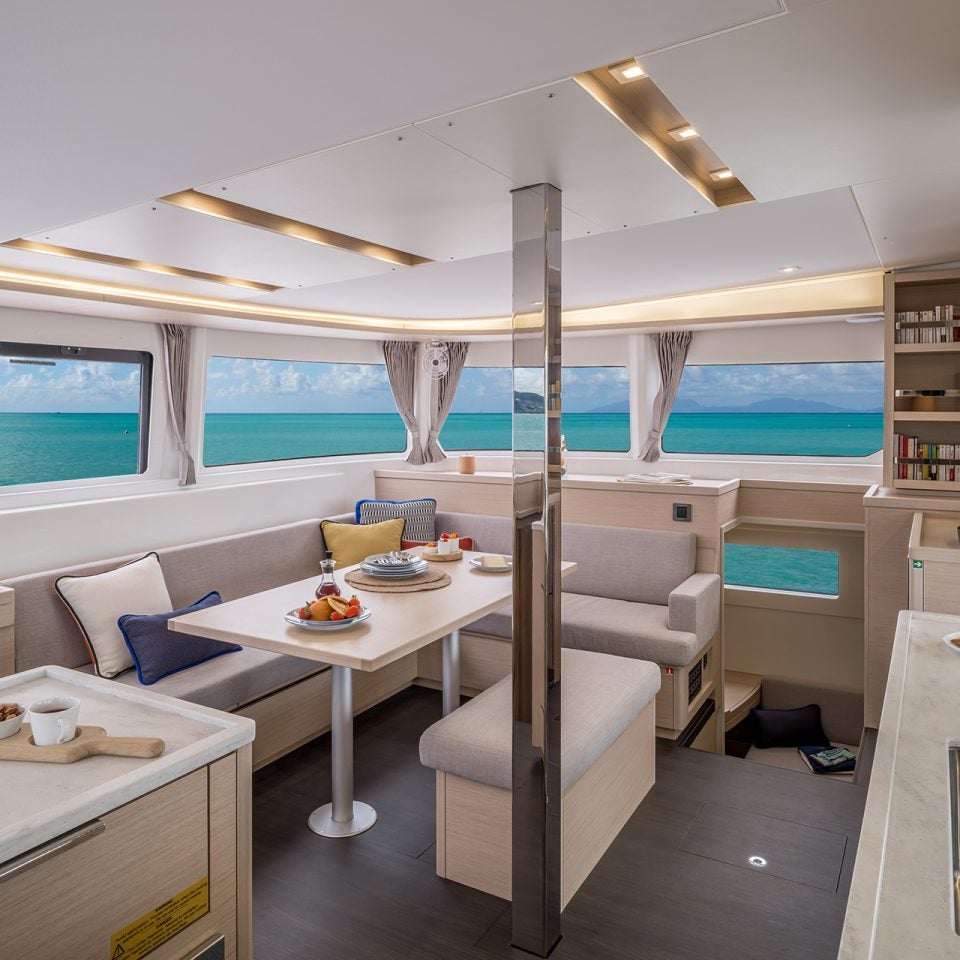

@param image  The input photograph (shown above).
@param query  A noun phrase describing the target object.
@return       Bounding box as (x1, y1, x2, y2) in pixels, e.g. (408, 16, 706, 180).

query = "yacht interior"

(3, 3, 960, 958)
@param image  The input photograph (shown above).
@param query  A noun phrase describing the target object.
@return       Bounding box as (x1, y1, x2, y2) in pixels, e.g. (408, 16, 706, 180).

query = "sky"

(0, 357, 141, 413)
(453, 366, 629, 413)
(674, 362, 884, 411)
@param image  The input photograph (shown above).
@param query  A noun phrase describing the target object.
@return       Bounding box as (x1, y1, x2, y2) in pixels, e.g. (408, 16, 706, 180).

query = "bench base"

(434, 700, 655, 907)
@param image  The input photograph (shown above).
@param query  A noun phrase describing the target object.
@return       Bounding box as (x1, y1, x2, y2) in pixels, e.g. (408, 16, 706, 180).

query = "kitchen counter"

(0, 664, 254, 865)
(840, 609, 960, 958)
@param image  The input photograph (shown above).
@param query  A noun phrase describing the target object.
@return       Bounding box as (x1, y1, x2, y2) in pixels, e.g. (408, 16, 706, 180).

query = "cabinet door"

(0, 769, 225, 960)
(924, 561, 960, 616)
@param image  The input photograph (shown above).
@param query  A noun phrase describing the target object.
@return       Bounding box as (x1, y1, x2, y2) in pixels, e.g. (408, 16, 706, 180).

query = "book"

(797, 744, 856, 774)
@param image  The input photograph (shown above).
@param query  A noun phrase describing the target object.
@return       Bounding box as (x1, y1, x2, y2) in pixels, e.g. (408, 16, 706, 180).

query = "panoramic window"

(661, 361, 883, 456)
(440, 366, 630, 452)
(725, 543, 840, 596)
(0, 342, 150, 487)
(203, 356, 405, 465)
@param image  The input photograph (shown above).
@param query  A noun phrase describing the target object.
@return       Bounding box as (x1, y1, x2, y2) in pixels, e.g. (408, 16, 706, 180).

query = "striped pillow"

(356, 498, 436, 542)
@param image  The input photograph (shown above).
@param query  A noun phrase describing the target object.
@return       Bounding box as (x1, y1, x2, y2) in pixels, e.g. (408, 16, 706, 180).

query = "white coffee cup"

(28, 696, 80, 746)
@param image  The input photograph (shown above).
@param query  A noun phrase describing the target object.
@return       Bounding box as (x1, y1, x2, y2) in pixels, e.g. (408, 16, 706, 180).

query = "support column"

(511, 183, 562, 957)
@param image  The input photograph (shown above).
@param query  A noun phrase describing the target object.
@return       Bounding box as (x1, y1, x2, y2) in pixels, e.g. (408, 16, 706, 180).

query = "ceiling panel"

(0, 244, 266, 301)
(643, 0, 960, 202)
(28, 202, 394, 292)
(854, 168, 960, 270)
(0, 1, 781, 241)
(198, 126, 601, 261)
(418, 79, 709, 230)
(254, 187, 878, 318)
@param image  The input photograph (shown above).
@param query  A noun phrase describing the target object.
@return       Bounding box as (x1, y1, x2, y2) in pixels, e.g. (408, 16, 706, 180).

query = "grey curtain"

(160, 323, 197, 485)
(640, 330, 692, 463)
(382, 340, 427, 464)
(424, 341, 469, 463)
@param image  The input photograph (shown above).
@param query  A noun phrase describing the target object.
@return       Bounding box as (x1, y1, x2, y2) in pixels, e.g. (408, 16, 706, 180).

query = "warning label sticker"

(110, 876, 209, 960)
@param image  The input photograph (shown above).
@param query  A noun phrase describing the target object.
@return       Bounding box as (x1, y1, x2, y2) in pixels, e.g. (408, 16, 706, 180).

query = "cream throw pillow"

(321, 518, 405, 567)
(56, 553, 173, 678)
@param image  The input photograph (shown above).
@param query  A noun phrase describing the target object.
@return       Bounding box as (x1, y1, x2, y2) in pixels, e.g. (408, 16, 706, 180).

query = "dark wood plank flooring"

(252, 687, 866, 959)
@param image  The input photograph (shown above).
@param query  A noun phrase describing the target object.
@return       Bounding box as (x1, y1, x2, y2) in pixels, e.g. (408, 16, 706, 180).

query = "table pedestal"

(442, 628, 461, 716)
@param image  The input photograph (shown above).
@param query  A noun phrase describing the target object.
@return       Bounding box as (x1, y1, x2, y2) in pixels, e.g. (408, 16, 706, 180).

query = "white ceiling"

(3, 0, 960, 330)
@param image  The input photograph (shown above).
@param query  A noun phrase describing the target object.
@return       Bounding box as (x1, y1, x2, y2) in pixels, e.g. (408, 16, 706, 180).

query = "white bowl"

(0, 706, 25, 740)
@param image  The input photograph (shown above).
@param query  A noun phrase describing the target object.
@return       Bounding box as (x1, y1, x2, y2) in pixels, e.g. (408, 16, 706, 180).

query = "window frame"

(200, 354, 408, 468)
(439, 363, 633, 455)
(0, 339, 153, 478)
(661, 359, 884, 459)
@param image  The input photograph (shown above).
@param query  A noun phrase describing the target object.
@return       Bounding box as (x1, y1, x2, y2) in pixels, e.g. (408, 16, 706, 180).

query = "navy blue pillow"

(118, 591, 241, 685)
(750, 703, 830, 749)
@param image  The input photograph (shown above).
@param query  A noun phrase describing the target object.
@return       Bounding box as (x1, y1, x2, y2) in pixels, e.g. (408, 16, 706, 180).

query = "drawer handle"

(0, 819, 105, 885)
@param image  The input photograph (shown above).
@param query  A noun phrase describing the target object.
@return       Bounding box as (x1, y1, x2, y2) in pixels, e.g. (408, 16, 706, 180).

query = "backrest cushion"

(436, 512, 513, 555)
(559, 523, 696, 605)
(320, 517, 405, 566)
(5, 518, 325, 673)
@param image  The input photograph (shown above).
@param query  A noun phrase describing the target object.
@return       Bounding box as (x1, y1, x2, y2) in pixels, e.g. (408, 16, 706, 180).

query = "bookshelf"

(884, 269, 960, 491)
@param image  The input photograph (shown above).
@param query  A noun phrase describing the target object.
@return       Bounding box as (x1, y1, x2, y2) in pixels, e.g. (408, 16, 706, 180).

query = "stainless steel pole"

(511, 182, 562, 957)
(442, 629, 461, 716)
(308, 664, 377, 838)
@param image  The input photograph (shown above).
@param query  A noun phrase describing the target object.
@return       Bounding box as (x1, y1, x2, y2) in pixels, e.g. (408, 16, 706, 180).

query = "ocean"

(0, 411, 883, 486)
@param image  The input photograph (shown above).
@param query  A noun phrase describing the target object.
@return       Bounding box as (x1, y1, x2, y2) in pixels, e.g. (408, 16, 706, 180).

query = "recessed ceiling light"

(608, 59, 646, 83)
(709, 168, 734, 181)
(668, 125, 699, 141)
(778, 265, 801, 273)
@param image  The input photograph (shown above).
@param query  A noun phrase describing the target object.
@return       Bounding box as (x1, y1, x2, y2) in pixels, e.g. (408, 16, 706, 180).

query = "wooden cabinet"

(0, 752, 246, 960)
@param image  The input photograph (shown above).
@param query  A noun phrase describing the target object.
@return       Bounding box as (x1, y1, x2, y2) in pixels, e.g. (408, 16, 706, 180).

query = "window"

(724, 543, 840, 596)
(0, 341, 151, 487)
(203, 356, 405, 465)
(661, 361, 883, 456)
(440, 366, 630, 452)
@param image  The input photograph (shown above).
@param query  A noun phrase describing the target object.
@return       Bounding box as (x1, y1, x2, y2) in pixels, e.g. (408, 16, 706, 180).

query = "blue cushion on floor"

(118, 591, 241, 685)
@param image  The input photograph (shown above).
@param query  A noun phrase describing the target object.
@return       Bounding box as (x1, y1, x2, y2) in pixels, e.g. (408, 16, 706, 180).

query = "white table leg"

(308, 664, 377, 838)
(442, 628, 461, 716)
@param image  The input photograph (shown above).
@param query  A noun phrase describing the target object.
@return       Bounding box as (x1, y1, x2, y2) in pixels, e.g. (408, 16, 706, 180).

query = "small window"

(440, 366, 630, 452)
(662, 361, 883, 456)
(724, 543, 840, 596)
(203, 356, 406, 465)
(0, 341, 151, 487)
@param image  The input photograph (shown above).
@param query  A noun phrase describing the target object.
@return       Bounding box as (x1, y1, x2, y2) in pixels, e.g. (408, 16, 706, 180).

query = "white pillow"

(56, 553, 173, 678)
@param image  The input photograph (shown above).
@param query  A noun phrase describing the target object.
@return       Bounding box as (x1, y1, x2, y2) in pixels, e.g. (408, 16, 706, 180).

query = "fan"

(422, 341, 449, 381)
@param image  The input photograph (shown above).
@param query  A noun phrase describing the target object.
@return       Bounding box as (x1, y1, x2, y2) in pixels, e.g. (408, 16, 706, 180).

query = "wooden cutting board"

(0, 725, 165, 763)
(422, 549, 463, 562)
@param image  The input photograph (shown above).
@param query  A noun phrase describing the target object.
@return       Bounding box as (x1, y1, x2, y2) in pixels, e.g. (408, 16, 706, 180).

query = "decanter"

(315, 551, 342, 598)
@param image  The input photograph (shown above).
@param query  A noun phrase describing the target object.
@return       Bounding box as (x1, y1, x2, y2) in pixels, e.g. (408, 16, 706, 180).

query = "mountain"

(671, 395, 879, 414)
(514, 391, 544, 413)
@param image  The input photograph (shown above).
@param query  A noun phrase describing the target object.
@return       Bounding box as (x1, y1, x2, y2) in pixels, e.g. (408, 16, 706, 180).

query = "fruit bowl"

(286, 606, 371, 630)
(0, 703, 25, 741)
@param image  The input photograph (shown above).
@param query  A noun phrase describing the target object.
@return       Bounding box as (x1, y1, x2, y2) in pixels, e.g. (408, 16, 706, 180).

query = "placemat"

(344, 568, 452, 593)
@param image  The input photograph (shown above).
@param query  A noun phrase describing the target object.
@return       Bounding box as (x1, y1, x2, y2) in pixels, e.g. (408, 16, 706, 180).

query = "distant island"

(514, 391, 545, 413)
(580, 396, 881, 415)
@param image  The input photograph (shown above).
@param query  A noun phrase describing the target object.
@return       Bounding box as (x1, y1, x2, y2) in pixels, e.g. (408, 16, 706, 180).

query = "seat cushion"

(419, 648, 660, 792)
(466, 593, 705, 668)
(108, 646, 325, 712)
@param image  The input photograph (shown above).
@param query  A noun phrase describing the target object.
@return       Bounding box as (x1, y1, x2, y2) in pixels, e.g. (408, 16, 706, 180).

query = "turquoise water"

(663, 412, 882, 456)
(725, 543, 840, 595)
(0, 411, 884, 486)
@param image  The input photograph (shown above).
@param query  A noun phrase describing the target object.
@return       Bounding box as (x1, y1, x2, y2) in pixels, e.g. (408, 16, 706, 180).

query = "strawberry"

(330, 611, 345, 621)
(298, 601, 313, 620)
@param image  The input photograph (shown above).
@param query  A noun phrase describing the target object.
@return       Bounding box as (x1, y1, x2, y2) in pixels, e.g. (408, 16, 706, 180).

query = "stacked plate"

(360, 551, 428, 579)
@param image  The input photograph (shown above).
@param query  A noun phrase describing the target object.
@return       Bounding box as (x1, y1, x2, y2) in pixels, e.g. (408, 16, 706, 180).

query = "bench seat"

(420, 648, 660, 905)
(466, 593, 705, 668)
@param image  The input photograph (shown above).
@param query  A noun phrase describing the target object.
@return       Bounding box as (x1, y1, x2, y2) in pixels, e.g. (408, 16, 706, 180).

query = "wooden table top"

(170, 550, 576, 672)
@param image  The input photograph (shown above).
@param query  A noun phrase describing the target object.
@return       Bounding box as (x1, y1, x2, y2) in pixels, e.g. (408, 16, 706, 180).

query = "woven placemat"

(344, 568, 452, 593)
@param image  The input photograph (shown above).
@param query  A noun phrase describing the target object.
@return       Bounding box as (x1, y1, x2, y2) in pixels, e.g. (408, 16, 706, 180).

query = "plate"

(285, 607, 372, 630)
(470, 556, 513, 573)
(360, 562, 428, 579)
(943, 631, 960, 654)
(363, 551, 422, 569)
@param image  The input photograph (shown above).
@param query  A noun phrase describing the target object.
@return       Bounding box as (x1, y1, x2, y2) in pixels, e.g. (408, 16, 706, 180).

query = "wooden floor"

(252, 686, 866, 959)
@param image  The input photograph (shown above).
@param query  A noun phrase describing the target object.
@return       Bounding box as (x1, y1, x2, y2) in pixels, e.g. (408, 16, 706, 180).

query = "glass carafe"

(316, 551, 341, 598)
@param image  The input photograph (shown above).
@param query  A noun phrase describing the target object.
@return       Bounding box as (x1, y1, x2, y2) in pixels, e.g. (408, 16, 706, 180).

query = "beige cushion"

(55, 553, 173, 678)
(419, 648, 660, 791)
(7, 518, 326, 673)
(745, 742, 859, 781)
(320, 518, 405, 566)
(467, 593, 706, 668)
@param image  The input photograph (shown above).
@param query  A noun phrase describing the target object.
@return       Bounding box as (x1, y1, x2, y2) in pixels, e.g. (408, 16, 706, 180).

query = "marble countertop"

(0, 665, 254, 866)
(840, 610, 960, 958)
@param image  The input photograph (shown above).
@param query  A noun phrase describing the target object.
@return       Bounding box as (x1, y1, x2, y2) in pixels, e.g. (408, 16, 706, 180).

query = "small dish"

(0, 703, 25, 740)
(470, 556, 513, 573)
(944, 631, 960, 654)
(286, 607, 372, 630)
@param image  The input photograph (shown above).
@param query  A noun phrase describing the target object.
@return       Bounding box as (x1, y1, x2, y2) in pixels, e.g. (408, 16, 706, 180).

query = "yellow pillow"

(321, 518, 405, 567)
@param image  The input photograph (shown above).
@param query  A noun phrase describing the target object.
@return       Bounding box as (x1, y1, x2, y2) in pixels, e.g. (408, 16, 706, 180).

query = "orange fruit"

(309, 598, 332, 621)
